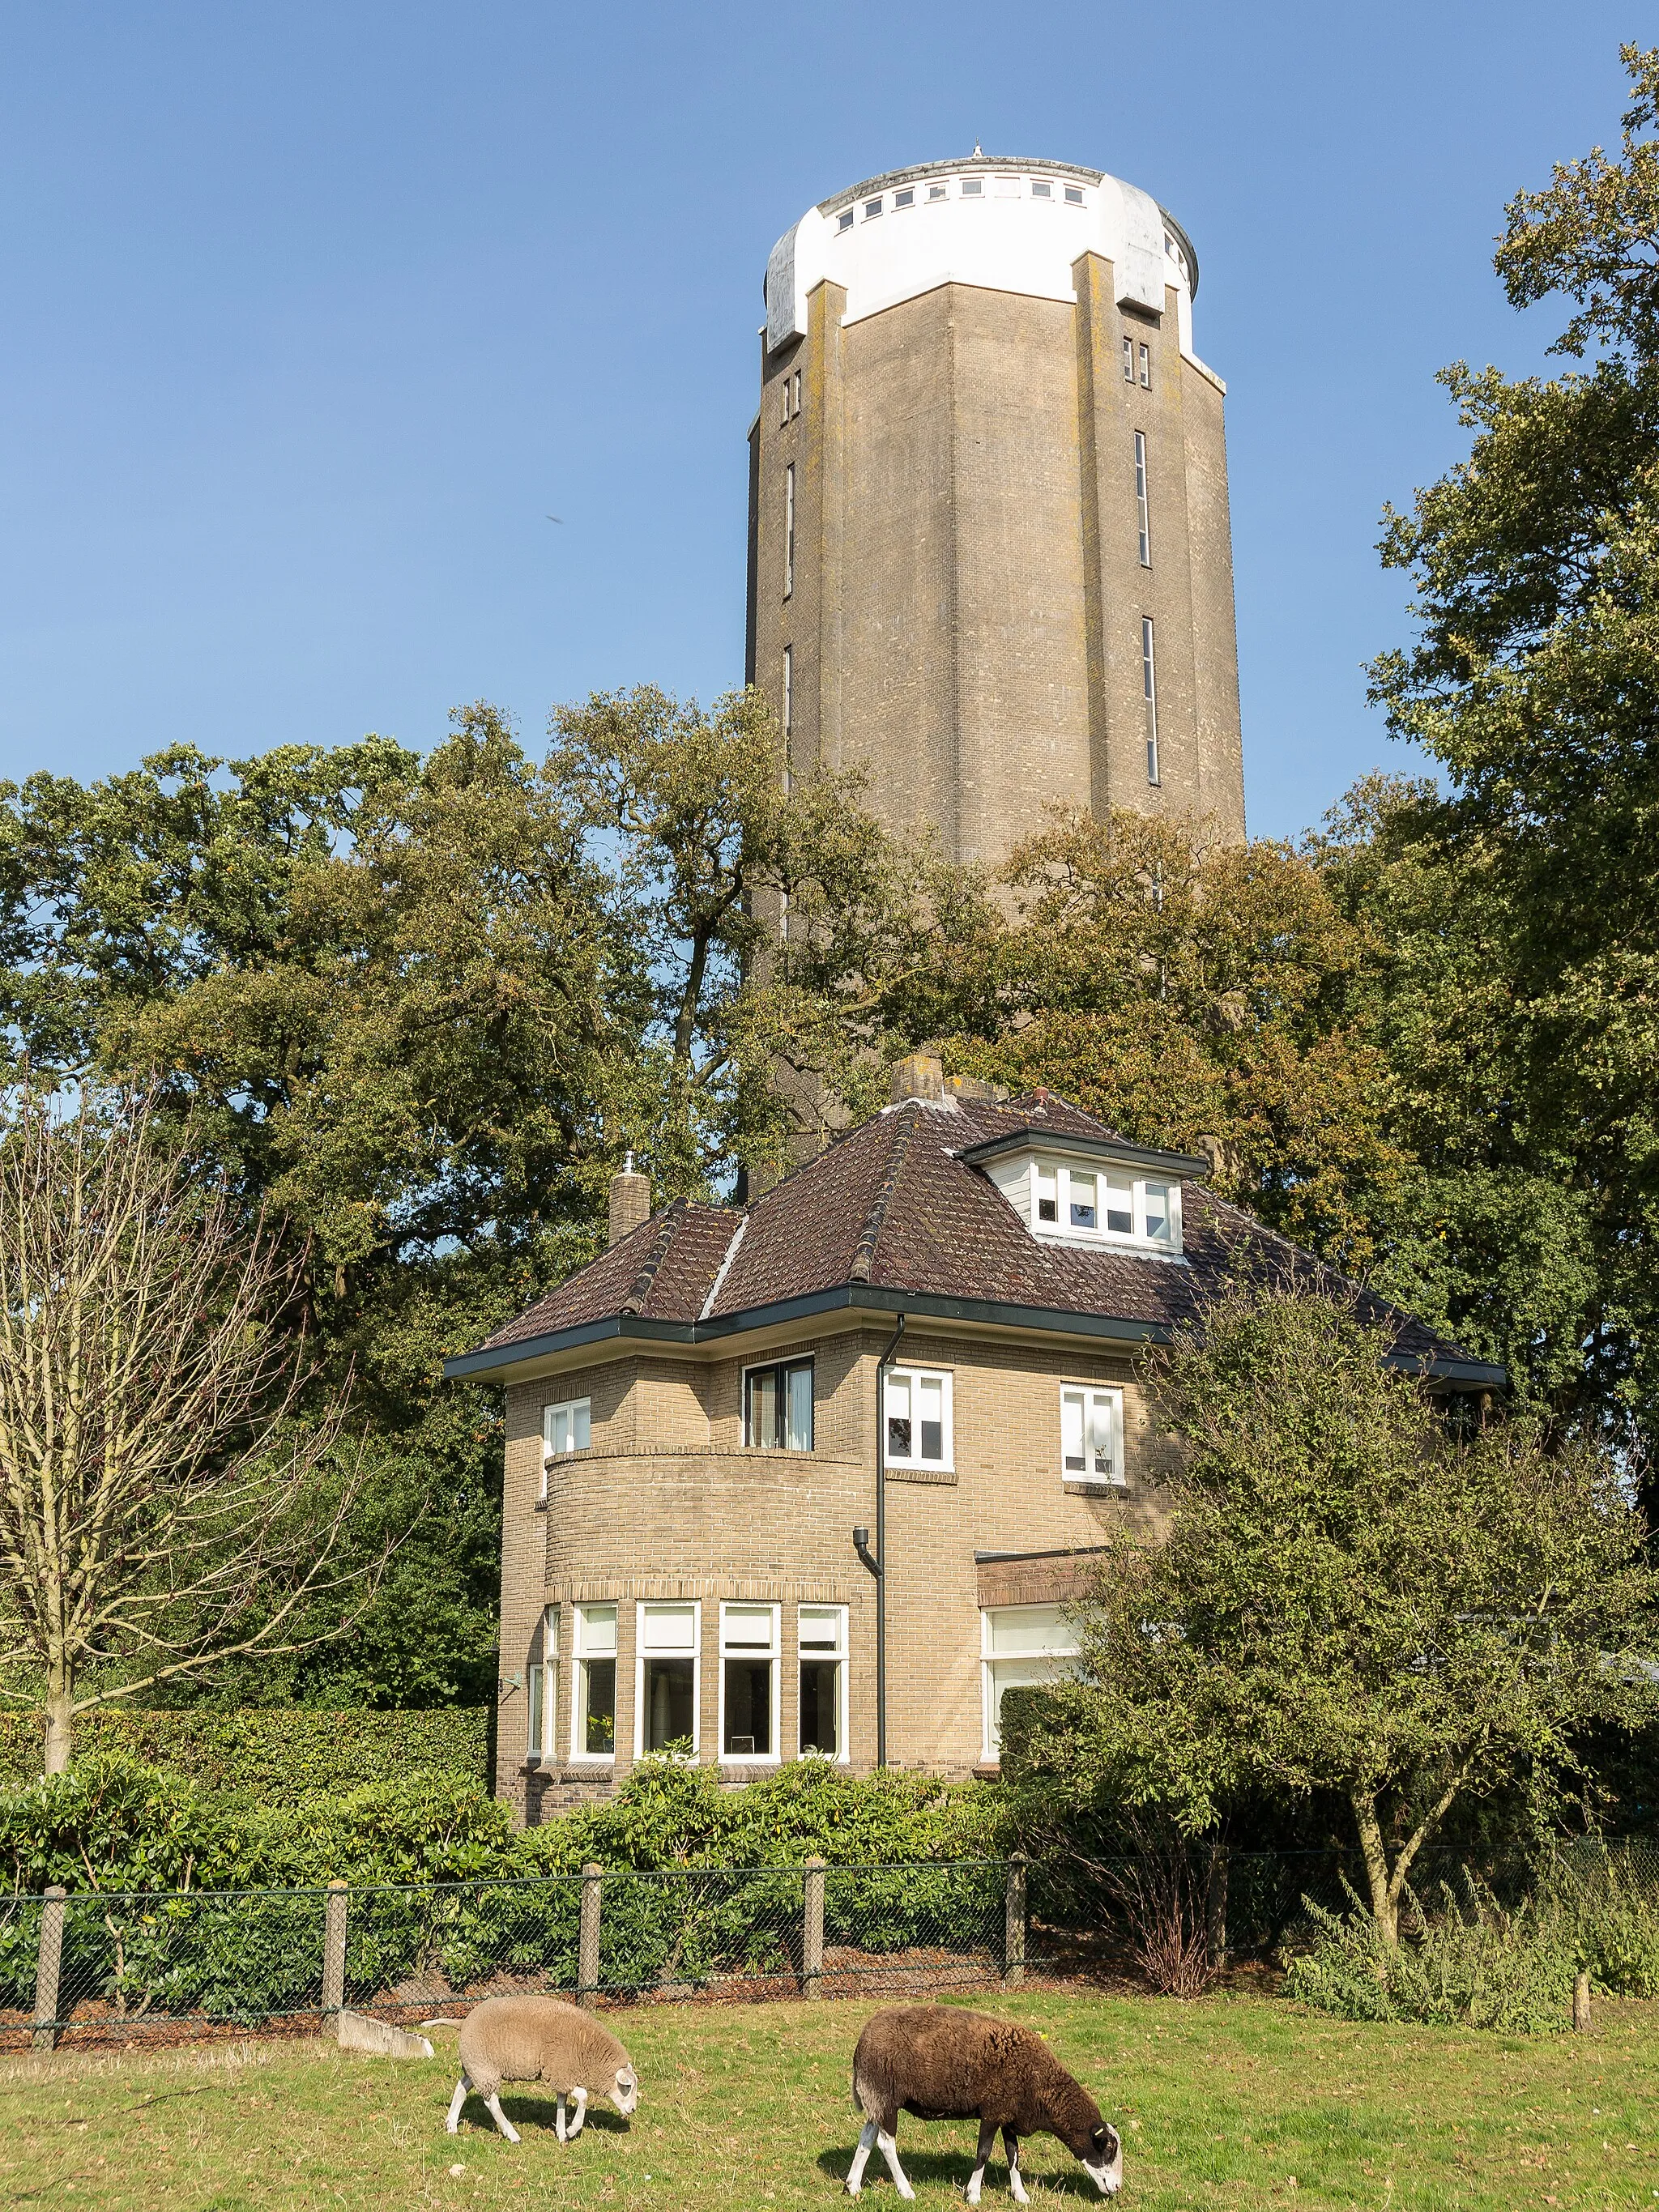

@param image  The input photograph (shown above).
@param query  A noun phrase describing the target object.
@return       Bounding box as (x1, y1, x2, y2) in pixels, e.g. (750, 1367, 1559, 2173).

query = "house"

(444, 1061, 1499, 1823)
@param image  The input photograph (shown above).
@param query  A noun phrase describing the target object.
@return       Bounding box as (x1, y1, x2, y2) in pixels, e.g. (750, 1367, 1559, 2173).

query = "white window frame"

(783, 463, 795, 599)
(541, 1396, 591, 1500)
(927, 182, 948, 202)
(1060, 1384, 1126, 1488)
(742, 1355, 815, 1451)
(527, 1605, 558, 1761)
(1064, 184, 1085, 207)
(838, 207, 854, 232)
(893, 186, 915, 210)
(719, 1601, 781, 1763)
(1134, 430, 1151, 569)
(633, 1600, 701, 1759)
(796, 1604, 849, 1762)
(959, 177, 983, 198)
(980, 1605, 1082, 1762)
(1030, 1157, 1183, 1251)
(1030, 177, 1052, 199)
(1142, 615, 1160, 785)
(570, 1602, 617, 1764)
(1139, 340, 1152, 390)
(1121, 332, 1134, 382)
(884, 1365, 953, 1473)
(792, 369, 801, 416)
(863, 196, 883, 220)
(782, 643, 793, 735)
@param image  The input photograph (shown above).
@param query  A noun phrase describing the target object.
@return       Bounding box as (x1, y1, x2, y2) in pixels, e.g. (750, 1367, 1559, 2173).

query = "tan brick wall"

(747, 263, 1245, 864)
(492, 1326, 1175, 1822)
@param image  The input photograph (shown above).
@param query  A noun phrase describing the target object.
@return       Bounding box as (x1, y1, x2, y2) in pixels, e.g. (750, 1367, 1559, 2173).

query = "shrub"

(0, 1708, 488, 1797)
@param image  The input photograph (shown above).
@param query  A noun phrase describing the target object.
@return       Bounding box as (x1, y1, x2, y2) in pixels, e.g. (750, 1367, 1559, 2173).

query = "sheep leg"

(446, 2074, 472, 2135)
(557, 2093, 567, 2144)
(845, 2120, 878, 2196)
(567, 2087, 589, 2138)
(483, 2091, 522, 2145)
(1002, 2129, 1027, 2206)
(877, 2127, 915, 2201)
(967, 2119, 998, 2205)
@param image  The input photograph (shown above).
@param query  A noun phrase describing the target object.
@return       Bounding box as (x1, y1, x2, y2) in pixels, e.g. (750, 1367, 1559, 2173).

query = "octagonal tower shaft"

(746, 155, 1245, 865)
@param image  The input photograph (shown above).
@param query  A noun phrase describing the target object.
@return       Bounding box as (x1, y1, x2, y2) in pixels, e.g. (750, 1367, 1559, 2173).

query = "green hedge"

(0, 1708, 488, 1799)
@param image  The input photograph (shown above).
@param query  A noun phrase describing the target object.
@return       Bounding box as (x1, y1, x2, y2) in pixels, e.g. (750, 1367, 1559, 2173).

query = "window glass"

(722, 1604, 778, 1758)
(927, 183, 948, 201)
(1030, 178, 1051, 198)
(799, 1606, 846, 1758)
(527, 1606, 558, 1756)
(1104, 1175, 1134, 1234)
(1061, 1388, 1122, 1481)
(1145, 1183, 1171, 1242)
(792, 370, 801, 415)
(1121, 334, 1134, 381)
(838, 208, 854, 232)
(885, 1368, 949, 1466)
(574, 1605, 616, 1758)
(982, 1606, 1083, 1758)
(960, 177, 983, 197)
(544, 1399, 591, 1457)
(893, 187, 915, 209)
(864, 197, 882, 219)
(1139, 342, 1151, 390)
(1035, 1164, 1058, 1224)
(1068, 1170, 1098, 1230)
(745, 1359, 814, 1450)
(639, 1603, 697, 1754)
(1135, 429, 1151, 568)
(1064, 185, 1085, 206)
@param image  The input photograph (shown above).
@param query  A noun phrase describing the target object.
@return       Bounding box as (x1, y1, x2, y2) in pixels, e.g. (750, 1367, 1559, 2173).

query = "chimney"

(608, 1153, 651, 1247)
(889, 1051, 945, 1104)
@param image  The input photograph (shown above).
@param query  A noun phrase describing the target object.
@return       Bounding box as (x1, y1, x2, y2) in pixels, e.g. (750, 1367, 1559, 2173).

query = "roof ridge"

(621, 1198, 690, 1315)
(697, 1212, 750, 1320)
(851, 1106, 919, 1284)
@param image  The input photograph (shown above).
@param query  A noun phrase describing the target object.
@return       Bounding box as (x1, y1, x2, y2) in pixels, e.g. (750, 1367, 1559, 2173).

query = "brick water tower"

(746, 154, 1245, 863)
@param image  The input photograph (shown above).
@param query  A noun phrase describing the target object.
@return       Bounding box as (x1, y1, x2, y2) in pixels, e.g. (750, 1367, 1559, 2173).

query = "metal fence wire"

(0, 1858, 1021, 2052)
(10, 1839, 1659, 2052)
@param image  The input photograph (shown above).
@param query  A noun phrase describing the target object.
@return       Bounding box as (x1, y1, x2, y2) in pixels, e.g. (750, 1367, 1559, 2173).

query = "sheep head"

(611, 2065, 639, 2116)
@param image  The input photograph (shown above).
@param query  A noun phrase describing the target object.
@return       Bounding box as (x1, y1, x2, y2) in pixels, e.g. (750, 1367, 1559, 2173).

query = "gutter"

(445, 1284, 1506, 1392)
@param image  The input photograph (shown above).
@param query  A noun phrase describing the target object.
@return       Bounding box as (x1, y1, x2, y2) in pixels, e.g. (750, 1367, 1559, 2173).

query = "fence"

(0, 1856, 1026, 2053)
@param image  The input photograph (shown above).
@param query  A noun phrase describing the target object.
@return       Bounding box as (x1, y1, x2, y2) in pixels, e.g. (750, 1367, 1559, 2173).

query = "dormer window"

(966, 1132, 1196, 1259)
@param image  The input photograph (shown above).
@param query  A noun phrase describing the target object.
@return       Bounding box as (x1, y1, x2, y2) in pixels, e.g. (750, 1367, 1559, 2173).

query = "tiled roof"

(466, 1091, 1491, 1378)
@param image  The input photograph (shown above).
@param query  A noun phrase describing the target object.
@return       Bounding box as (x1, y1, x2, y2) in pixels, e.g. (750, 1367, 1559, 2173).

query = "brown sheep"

(846, 2005, 1122, 2201)
(446, 1995, 638, 2145)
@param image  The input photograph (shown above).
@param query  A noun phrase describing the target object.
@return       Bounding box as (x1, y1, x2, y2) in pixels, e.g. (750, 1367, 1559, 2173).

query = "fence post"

(1004, 1853, 1028, 1989)
(32, 1884, 66, 2052)
(803, 1856, 825, 1999)
(578, 1862, 603, 2008)
(322, 1880, 348, 2028)
(1205, 1843, 1230, 1970)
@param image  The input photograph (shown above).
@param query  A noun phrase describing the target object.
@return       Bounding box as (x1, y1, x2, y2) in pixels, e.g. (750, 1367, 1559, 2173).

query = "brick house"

(446, 1069, 1499, 1824)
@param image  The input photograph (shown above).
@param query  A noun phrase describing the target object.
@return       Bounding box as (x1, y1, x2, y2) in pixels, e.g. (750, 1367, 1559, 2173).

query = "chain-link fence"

(0, 1857, 1023, 2053)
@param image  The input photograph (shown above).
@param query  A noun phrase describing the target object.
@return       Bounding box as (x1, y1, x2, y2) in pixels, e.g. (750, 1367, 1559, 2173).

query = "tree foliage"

(1003, 1285, 1659, 1941)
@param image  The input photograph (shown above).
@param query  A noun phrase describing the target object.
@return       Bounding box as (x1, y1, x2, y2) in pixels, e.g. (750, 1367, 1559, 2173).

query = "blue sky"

(0, 2, 1639, 840)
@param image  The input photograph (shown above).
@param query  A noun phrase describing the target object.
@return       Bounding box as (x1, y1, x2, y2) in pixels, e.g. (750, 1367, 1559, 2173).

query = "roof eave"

(958, 1128, 1210, 1179)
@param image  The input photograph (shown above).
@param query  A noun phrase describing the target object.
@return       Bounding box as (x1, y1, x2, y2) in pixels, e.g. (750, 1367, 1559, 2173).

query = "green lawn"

(4, 1988, 1659, 2210)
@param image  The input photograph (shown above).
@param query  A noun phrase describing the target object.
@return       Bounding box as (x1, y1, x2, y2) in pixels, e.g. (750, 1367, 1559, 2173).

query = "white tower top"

(765, 155, 1209, 376)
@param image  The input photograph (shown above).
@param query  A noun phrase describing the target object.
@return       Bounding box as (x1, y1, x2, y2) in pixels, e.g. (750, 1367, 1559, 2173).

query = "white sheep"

(845, 2005, 1123, 2201)
(445, 1994, 639, 2146)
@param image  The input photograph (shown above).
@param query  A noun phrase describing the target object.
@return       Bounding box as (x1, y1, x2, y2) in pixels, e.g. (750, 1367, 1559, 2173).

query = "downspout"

(854, 1311, 906, 1768)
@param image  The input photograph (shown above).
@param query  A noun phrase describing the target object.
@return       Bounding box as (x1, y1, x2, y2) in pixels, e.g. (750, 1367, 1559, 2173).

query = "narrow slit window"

(1134, 431, 1151, 568)
(1142, 616, 1160, 786)
(1139, 342, 1151, 390)
(1121, 335, 1134, 382)
(792, 369, 801, 416)
(527, 1606, 557, 1760)
(782, 645, 792, 736)
(783, 464, 795, 599)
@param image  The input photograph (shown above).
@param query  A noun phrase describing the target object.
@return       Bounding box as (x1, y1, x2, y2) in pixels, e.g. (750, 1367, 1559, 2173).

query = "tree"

(1003, 1284, 1659, 1942)
(1362, 44, 1659, 1455)
(934, 807, 1405, 1273)
(0, 1085, 379, 1768)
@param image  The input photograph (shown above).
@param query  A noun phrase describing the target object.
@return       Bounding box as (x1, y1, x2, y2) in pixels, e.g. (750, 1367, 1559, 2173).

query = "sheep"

(444, 1995, 639, 2146)
(844, 2005, 1122, 2202)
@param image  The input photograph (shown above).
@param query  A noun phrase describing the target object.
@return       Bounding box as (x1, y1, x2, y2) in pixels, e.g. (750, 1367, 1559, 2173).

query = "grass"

(4, 1988, 1659, 2210)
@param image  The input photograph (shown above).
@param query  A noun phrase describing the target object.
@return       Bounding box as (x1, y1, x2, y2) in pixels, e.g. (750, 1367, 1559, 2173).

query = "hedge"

(0, 1708, 489, 1799)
